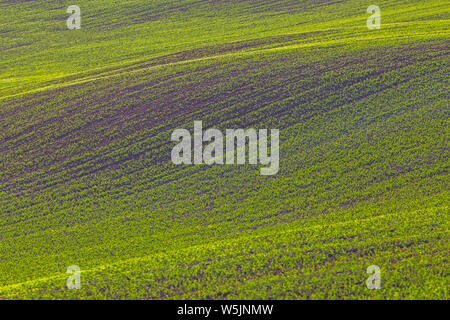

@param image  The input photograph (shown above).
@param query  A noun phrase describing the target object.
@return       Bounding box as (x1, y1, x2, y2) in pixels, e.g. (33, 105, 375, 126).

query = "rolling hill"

(0, 0, 448, 299)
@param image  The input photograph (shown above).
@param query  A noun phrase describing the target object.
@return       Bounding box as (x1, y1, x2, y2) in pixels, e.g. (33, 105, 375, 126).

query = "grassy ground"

(0, 0, 448, 299)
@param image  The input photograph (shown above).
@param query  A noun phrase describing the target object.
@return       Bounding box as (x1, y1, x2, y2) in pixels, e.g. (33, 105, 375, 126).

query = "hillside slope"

(0, 0, 448, 299)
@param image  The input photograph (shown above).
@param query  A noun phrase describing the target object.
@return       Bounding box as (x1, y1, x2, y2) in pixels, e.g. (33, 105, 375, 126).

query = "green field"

(0, 0, 448, 299)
